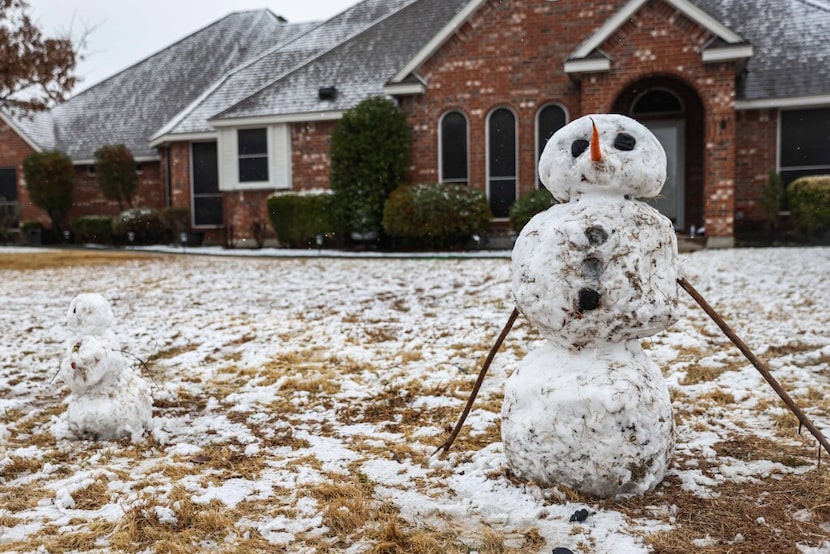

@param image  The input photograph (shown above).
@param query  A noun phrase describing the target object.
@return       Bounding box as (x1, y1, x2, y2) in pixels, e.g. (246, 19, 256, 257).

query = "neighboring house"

(1, 0, 829, 247)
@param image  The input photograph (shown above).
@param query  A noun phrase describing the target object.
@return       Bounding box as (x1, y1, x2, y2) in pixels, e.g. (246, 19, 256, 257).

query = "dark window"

(537, 105, 567, 187)
(488, 108, 517, 218)
(192, 142, 223, 227)
(238, 128, 268, 182)
(632, 89, 683, 115)
(0, 168, 16, 202)
(440, 111, 468, 183)
(780, 107, 830, 185)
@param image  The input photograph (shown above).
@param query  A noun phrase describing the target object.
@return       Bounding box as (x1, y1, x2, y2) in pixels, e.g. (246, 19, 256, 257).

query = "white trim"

(563, 57, 611, 74)
(701, 44, 754, 63)
(72, 155, 160, 166)
(0, 112, 43, 153)
(209, 111, 344, 127)
(735, 94, 830, 110)
(389, 0, 488, 84)
(149, 131, 217, 148)
(570, 0, 744, 61)
(383, 82, 426, 95)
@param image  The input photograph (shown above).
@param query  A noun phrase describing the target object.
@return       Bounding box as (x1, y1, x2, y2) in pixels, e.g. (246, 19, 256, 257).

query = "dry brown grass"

(0, 248, 165, 270)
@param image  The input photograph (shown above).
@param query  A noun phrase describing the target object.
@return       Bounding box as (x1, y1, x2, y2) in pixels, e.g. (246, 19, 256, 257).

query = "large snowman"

(61, 293, 153, 442)
(502, 114, 679, 497)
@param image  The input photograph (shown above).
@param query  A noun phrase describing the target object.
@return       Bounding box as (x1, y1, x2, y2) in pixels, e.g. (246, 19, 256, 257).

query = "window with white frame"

(440, 110, 468, 184)
(238, 128, 268, 182)
(536, 104, 567, 188)
(488, 108, 517, 218)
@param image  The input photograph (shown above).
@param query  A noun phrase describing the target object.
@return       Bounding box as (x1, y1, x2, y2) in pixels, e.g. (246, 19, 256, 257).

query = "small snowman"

(502, 114, 679, 497)
(61, 294, 152, 442)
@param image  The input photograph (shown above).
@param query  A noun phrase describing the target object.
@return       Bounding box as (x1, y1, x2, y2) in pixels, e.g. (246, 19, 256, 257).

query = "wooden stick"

(678, 277, 830, 460)
(433, 307, 520, 458)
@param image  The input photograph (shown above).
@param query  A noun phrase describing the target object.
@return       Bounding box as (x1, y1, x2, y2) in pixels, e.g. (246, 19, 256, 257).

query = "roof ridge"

(63, 9, 277, 101)
(210, 0, 421, 122)
(150, 17, 321, 141)
(792, 0, 830, 13)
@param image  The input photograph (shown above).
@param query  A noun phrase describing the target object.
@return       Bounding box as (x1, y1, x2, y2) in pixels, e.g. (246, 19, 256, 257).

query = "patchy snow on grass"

(0, 246, 828, 553)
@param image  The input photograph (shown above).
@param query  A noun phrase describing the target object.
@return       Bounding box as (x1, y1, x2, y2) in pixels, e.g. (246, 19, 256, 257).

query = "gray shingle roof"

(48, 10, 294, 160)
(155, 0, 418, 138)
(693, 0, 830, 101)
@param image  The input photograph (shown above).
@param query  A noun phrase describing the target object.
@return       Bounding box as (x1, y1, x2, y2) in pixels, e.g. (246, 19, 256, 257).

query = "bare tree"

(0, 0, 84, 112)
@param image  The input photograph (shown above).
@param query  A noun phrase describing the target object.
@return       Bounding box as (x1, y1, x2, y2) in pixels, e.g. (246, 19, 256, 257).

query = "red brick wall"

(224, 190, 275, 246)
(69, 161, 165, 220)
(167, 142, 191, 211)
(400, 0, 744, 241)
(735, 108, 778, 227)
(0, 119, 42, 224)
(292, 121, 335, 191)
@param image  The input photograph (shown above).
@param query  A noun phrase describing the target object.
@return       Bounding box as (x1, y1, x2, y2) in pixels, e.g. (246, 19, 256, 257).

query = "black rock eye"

(614, 132, 636, 151)
(571, 139, 589, 158)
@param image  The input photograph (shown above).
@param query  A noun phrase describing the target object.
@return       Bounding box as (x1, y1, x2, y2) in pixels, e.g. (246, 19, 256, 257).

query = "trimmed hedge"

(509, 188, 557, 232)
(787, 175, 830, 237)
(111, 207, 170, 244)
(73, 216, 114, 244)
(267, 192, 346, 248)
(382, 183, 492, 249)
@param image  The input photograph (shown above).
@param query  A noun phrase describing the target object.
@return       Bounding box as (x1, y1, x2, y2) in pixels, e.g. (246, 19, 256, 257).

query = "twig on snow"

(433, 307, 520, 458)
(678, 276, 830, 465)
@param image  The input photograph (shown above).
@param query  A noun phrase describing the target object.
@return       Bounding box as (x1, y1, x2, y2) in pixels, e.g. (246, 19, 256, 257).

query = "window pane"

(537, 105, 566, 187)
(192, 142, 219, 194)
(194, 195, 223, 226)
(238, 128, 267, 156)
(441, 111, 468, 182)
(239, 157, 269, 182)
(489, 178, 516, 218)
(0, 168, 16, 201)
(489, 109, 516, 177)
(632, 89, 683, 114)
(780, 108, 830, 167)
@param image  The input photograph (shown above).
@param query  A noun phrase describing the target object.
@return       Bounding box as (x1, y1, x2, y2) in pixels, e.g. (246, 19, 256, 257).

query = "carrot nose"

(590, 119, 602, 162)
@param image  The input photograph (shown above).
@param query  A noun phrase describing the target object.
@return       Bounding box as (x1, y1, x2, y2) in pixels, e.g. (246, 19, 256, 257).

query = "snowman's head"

(538, 114, 666, 202)
(67, 293, 114, 334)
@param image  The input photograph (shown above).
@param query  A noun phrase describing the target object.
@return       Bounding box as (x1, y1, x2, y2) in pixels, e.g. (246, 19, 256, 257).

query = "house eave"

(735, 94, 830, 110)
(0, 111, 44, 153)
(564, 58, 612, 75)
(208, 111, 345, 128)
(149, 131, 218, 149)
(701, 44, 754, 63)
(384, 82, 427, 96)
(72, 155, 161, 166)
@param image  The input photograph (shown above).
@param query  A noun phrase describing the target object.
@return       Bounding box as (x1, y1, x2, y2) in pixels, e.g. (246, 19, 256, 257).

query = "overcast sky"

(26, 0, 361, 95)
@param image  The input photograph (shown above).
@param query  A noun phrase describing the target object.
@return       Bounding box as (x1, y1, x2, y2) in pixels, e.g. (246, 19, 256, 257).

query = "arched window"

(487, 108, 517, 218)
(632, 89, 683, 115)
(536, 104, 567, 188)
(439, 111, 468, 184)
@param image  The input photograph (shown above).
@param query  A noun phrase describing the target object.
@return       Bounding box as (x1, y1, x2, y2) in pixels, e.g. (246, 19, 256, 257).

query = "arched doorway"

(613, 77, 704, 233)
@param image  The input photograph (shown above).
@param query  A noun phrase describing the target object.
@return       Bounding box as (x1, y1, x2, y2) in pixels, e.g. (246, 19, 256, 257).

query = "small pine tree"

(94, 144, 137, 211)
(760, 170, 785, 231)
(330, 96, 411, 239)
(22, 150, 74, 236)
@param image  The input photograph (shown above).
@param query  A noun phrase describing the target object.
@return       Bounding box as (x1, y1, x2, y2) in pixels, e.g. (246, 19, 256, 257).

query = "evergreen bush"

(787, 175, 830, 237)
(330, 96, 411, 240)
(267, 192, 345, 248)
(509, 188, 557, 232)
(382, 183, 491, 249)
(73, 216, 114, 244)
(22, 150, 74, 237)
(94, 144, 137, 211)
(111, 207, 169, 244)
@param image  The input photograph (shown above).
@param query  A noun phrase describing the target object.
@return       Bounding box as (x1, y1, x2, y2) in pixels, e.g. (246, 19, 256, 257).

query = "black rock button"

(577, 288, 600, 312)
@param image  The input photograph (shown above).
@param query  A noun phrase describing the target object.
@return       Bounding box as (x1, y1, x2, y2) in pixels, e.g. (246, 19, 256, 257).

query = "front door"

(191, 142, 223, 227)
(644, 120, 685, 230)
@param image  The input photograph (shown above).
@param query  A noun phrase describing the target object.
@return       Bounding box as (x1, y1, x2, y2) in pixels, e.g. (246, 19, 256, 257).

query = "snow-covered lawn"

(0, 246, 828, 553)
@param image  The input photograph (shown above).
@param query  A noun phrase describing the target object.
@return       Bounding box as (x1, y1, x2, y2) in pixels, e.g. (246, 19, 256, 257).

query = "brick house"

(2, 0, 829, 247)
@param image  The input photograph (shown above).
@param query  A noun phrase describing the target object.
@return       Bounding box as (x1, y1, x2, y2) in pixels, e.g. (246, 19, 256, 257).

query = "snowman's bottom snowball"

(67, 369, 152, 442)
(501, 340, 674, 497)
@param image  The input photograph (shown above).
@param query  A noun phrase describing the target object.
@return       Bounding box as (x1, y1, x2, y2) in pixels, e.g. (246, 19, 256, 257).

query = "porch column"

(703, 109, 736, 248)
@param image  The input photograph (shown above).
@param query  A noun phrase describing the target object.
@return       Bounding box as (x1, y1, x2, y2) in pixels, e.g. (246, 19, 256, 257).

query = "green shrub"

(382, 183, 492, 249)
(330, 96, 411, 239)
(73, 216, 114, 244)
(509, 188, 557, 232)
(111, 207, 169, 244)
(787, 175, 830, 237)
(94, 144, 137, 211)
(267, 192, 345, 248)
(23, 150, 74, 237)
